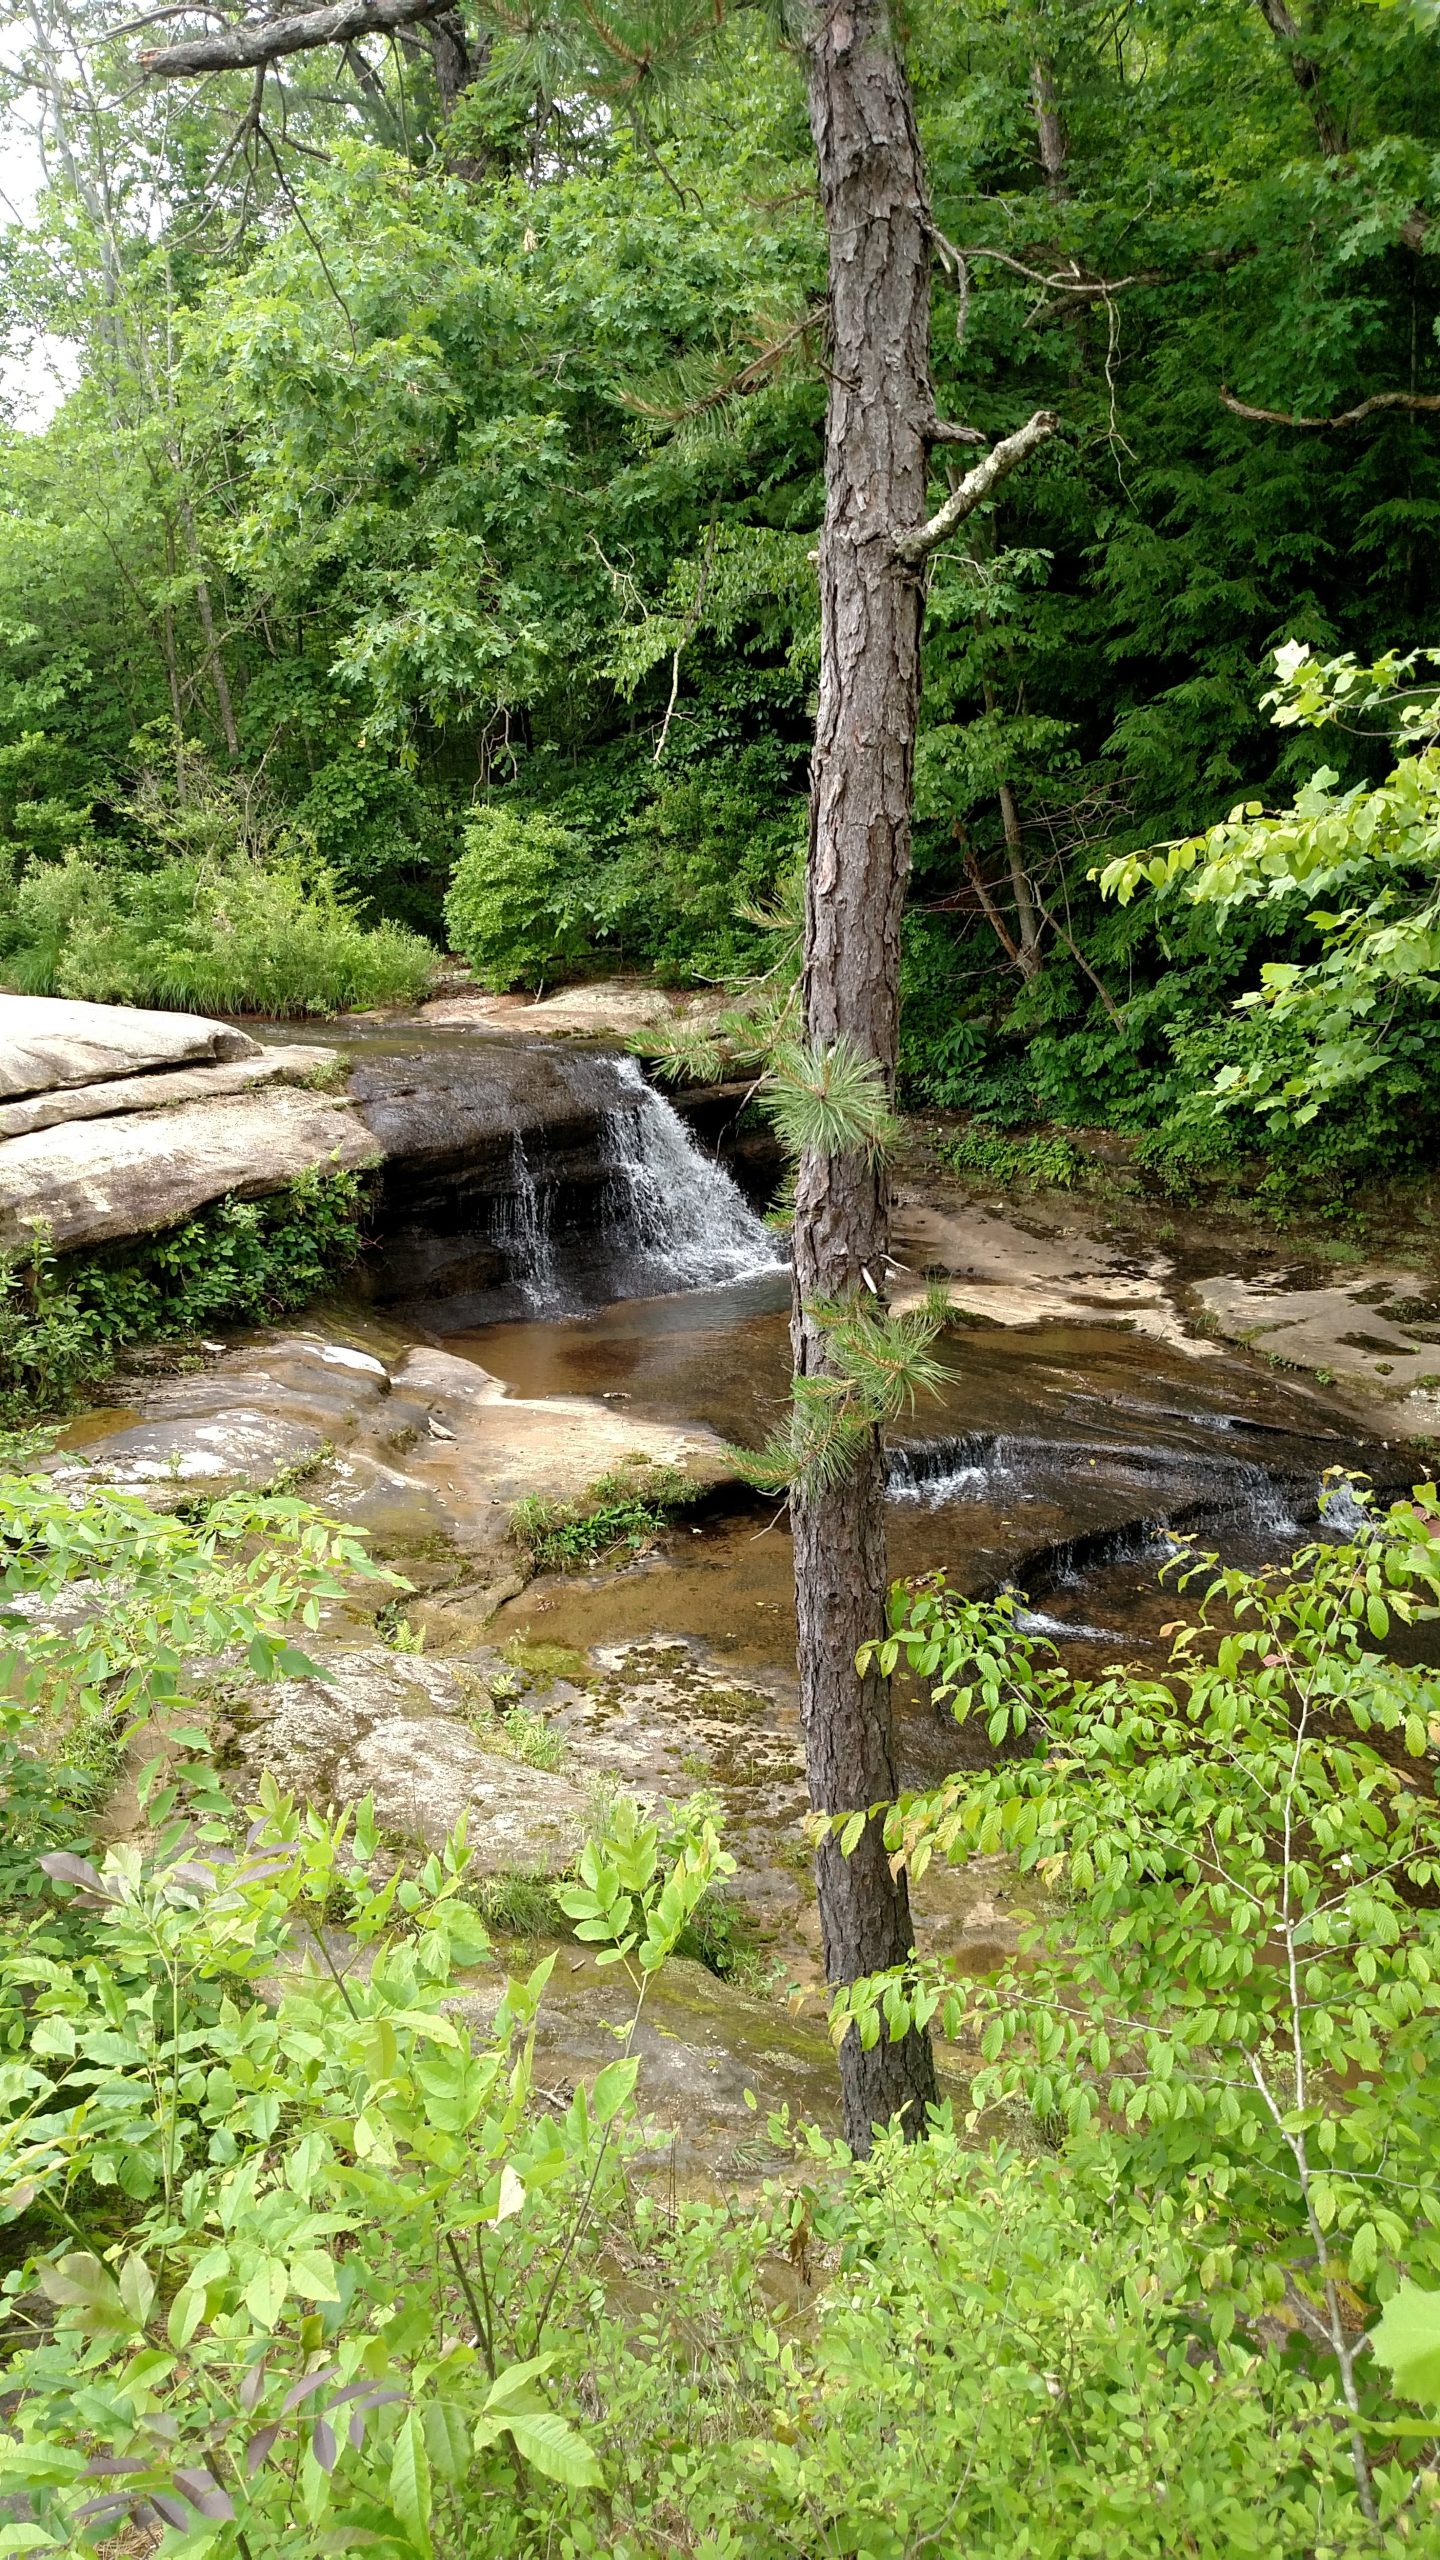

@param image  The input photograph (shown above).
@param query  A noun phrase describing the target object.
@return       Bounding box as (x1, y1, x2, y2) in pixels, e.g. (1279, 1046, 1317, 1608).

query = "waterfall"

(494, 1132, 558, 1309)
(483, 1053, 783, 1312)
(593, 1057, 783, 1294)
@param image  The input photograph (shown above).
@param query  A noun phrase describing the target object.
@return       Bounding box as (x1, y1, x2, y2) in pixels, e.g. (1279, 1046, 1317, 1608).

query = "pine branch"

(894, 410, 1061, 567)
(138, 0, 452, 79)
(762, 1036, 901, 1164)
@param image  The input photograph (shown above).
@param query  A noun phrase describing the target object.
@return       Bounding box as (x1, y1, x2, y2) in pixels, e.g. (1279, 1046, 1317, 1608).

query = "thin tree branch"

(923, 415, 987, 447)
(1220, 384, 1440, 428)
(894, 410, 1060, 566)
(138, 0, 451, 78)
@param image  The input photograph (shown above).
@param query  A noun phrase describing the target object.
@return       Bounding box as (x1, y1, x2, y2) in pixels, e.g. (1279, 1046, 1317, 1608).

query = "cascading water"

(588, 1056, 783, 1296)
(493, 1132, 559, 1310)
(484, 1053, 783, 1312)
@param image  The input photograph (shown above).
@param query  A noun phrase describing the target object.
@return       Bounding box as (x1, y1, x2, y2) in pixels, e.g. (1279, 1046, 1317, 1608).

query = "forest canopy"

(0, 0, 1438, 1185)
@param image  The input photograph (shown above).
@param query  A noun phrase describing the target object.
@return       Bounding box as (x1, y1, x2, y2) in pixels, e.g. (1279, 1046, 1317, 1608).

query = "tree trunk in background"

(794, 0, 939, 2155)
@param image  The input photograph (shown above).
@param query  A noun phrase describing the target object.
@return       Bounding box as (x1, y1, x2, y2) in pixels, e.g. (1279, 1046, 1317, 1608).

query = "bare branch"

(894, 410, 1061, 566)
(138, 0, 451, 79)
(1220, 384, 1440, 429)
(924, 417, 987, 447)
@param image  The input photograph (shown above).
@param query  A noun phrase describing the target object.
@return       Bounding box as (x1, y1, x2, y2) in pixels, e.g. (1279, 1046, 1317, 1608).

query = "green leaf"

(588, 2057, 640, 2126)
(1369, 2283, 1440, 2411)
(288, 2247, 342, 2303)
(388, 2409, 432, 2554)
(422, 2399, 472, 2483)
(503, 2408, 603, 2490)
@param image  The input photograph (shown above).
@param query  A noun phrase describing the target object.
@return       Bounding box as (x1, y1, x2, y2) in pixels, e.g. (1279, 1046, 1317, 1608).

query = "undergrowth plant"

(936, 1123, 1088, 1193)
(0, 1168, 370, 1417)
(838, 1481, 1440, 2526)
(510, 1463, 699, 1572)
(0, 1720, 730, 2552)
(0, 1467, 396, 1894)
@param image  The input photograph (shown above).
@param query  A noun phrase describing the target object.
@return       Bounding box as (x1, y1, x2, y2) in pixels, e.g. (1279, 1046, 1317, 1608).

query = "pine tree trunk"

(794, 0, 939, 2155)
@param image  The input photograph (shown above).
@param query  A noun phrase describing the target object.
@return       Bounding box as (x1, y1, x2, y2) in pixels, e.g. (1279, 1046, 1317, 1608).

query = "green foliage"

(848, 1483, 1440, 2517)
(444, 805, 596, 989)
(559, 2125, 1406, 2556)
(936, 1123, 1089, 1192)
(0, 1469, 1428, 2555)
(1102, 645, 1440, 1128)
(761, 1035, 901, 1165)
(509, 1462, 699, 1571)
(0, 1169, 370, 1418)
(0, 848, 434, 1016)
(732, 1290, 951, 1497)
(0, 1467, 393, 1899)
(0, 1522, 730, 2560)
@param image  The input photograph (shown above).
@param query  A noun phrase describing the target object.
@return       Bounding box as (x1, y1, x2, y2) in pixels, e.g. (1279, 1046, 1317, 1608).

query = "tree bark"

(795, 0, 940, 2156)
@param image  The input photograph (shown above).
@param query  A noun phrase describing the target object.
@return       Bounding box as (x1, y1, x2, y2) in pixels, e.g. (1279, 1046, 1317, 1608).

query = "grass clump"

(0, 1167, 370, 1418)
(936, 1123, 1089, 1192)
(465, 1869, 570, 1940)
(457, 1670, 568, 1772)
(510, 1461, 699, 1572)
(0, 847, 435, 1016)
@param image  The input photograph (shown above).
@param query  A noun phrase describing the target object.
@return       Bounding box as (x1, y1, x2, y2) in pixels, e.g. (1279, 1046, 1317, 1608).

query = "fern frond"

(762, 1036, 901, 1164)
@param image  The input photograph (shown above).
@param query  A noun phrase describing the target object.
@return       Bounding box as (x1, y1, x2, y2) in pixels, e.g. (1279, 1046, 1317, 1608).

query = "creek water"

(263, 1017, 1403, 1698)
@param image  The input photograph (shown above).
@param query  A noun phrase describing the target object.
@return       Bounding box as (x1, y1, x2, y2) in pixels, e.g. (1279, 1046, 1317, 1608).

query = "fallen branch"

(1220, 384, 1440, 428)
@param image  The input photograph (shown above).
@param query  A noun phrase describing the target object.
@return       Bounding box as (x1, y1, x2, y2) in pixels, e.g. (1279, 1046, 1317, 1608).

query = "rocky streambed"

(14, 987, 1440, 2181)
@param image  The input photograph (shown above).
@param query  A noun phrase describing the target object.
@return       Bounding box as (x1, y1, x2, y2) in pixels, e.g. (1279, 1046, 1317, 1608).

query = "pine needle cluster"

(730, 1287, 952, 1496)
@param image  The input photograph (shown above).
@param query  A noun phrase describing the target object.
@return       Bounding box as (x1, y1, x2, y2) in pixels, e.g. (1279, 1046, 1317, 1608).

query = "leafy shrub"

(936, 1123, 1088, 1191)
(564, 2128, 1395, 2557)
(0, 850, 435, 1014)
(510, 1462, 699, 1570)
(444, 806, 595, 989)
(853, 1485, 1440, 2525)
(0, 1168, 370, 1416)
(0, 1476, 1428, 2556)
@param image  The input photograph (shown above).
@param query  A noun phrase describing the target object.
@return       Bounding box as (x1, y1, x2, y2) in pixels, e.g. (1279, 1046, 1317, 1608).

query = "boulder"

(0, 1086, 377, 1254)
(226, 1647, 591, 1870)
(0, 1043, 337, 1139)
(0, 994, 259, 1097)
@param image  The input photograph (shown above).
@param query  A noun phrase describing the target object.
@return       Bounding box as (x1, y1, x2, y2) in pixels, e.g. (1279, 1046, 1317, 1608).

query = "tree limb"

(138, 0, 452, 79)
(1246, 0, 1348, 157)
(924, 416, 987, 447)
(1220, 384, 1440, 428)
(894, 410, 1060, 566)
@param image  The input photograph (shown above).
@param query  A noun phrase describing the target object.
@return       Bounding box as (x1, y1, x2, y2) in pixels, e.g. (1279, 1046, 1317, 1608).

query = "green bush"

(444, 805, 595, 989)
(564, 2129, 1393, 2557)
(0, 1167, 370, 1416)
(0, 850, 435, 1015)
(936, 1123, 1089, 1191)
(509, 1462, 699, 1570)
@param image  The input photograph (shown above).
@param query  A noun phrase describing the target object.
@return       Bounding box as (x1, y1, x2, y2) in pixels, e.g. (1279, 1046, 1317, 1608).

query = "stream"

(72, 1014, 1422, 2178)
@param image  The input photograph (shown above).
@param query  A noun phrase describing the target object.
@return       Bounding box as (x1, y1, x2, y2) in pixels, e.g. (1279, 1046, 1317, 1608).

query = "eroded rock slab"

(1197, 1267, 1440, 1428)
(225, 1648, 591, 1871)
(0, 1043, 337, 1139)
(0, 994, 260, 1097)
(0, 1087, 377, 1254)
(890, 1197, 1198, 1348)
